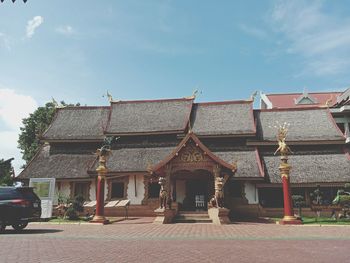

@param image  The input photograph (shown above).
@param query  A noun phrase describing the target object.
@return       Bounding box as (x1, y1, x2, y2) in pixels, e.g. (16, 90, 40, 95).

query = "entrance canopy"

(149, 132, 237, 175)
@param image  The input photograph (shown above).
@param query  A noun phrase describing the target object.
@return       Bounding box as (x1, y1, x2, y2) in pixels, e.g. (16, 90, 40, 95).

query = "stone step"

(174, 217, 213, 223)
(175, 211, 212, 223)
(176, 214, 210, 218)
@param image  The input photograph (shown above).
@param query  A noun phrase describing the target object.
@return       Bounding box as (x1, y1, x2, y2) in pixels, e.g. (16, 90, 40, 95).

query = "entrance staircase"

(174, 211, 213, 224)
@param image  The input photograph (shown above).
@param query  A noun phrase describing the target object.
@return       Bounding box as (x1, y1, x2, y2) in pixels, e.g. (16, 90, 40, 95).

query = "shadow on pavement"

(1, 229, 63, 235)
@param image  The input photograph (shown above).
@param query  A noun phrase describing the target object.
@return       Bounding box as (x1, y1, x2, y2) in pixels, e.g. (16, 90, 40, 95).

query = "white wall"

(176, 180, 186, 204)
(127, 174, 145, 205)
(244, 183, 259, 204)
(53, 181, 71, 205)
(104, 180, 108, 200)
(89, 180, 96, 201)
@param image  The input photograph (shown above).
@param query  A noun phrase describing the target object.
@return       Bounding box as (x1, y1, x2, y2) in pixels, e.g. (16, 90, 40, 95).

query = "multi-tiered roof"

(19, 97, 349, 186)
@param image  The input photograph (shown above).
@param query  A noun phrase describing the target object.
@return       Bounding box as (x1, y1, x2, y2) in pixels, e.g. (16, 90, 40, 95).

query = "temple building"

(18, 92, 350, 219)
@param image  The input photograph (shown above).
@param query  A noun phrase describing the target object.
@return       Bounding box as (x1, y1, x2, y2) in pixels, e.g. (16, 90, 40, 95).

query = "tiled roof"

(18, 145, 95, 179)
(191, 101, 255, 136)
(263, 153, 350, 184)
(42, 107, 109, 141)
(213, 149, 263, 178)
(105, 98, 193, 135)
(255, 108, 344, 142)
(89, 146, 175, 172)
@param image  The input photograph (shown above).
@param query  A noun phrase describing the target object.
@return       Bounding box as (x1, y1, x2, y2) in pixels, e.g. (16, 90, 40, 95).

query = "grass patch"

(270, 217, 350, 225)
(46, 217, 125, 224)
(302, 217, 350, 225)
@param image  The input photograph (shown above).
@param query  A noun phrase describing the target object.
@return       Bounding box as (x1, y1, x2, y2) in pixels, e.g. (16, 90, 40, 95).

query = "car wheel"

(12, 221, 28, 231)
(0, 223, 5, 233)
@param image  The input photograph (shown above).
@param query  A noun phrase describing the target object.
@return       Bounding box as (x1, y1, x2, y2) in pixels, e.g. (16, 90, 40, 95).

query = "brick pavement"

(1, 219, 350, 263)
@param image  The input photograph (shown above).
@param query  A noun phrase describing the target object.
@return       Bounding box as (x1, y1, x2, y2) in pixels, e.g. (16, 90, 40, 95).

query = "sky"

(1, 0, 350, 172)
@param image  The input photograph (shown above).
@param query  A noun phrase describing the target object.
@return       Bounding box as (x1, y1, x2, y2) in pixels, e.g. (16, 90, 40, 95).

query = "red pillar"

(90, 174, 109, 224)
(279, 160, 302, 225)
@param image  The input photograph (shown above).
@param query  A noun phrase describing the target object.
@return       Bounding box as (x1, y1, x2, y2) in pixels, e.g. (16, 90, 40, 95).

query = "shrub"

(64, 195, 85, 220)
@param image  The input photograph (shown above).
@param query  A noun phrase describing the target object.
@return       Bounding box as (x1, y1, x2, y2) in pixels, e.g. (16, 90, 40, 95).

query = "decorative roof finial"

(51, 97, 66, 109)
(231, 160, 238, 172)
(103, 90, 114, 103)
(249, 90, 258, 101)
(185, 89, 200, 100)
(324, 94, 334, 107)
(188, 120, 193, 134)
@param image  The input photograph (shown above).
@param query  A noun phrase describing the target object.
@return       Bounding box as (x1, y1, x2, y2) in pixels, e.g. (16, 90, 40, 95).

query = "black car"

(0, 187, 41, 232)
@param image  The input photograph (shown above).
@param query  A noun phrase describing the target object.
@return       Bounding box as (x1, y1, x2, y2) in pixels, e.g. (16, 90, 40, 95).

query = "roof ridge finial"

(324, 94, 334, 107)
(248, 90, 258, 102)
(103, 90, 114, 103)
(185, 89, 200, 100)
(188, 120, 193, 134)
(51, 97, 66, 109)
(302, 86, 309, 98)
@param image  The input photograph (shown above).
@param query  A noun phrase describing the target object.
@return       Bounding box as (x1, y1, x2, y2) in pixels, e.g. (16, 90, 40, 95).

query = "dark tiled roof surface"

(213, 150, 262, 178)
(18, 145, 95, 179)
(263, 153, 350, 183)
(106, 99, 193, 135)
(42, 107, 109, 140)
(90, 146, 175, 172)
(192, 102, 255, 136)
(256, 108, 344, 141)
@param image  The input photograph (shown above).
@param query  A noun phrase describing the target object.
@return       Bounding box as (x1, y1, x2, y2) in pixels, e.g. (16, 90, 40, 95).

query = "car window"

(17, 188, 41, 201)
(0, 188, 22, 200)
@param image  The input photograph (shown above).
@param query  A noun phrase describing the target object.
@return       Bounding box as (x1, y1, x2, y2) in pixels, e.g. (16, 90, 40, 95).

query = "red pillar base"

(90, 215, 110, 225)
(279, 216, 302, 225)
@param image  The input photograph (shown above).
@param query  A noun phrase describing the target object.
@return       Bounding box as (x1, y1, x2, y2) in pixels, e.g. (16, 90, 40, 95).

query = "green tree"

(0, 158, 14, 186)
(17, 101, 80, 165)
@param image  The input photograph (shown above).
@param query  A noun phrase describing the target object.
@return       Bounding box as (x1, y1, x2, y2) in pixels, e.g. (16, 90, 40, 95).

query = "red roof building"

(260, 91, 342, 109)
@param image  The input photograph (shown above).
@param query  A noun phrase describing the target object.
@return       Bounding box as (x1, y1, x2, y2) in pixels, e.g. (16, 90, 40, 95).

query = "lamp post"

(274, 123, 302, 225)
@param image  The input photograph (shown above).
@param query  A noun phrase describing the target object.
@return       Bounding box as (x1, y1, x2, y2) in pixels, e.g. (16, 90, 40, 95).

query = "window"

(148, 182, 160, 198)
(73, 182, 89, 200)
(228, 181, 243, 198)
(111, 182, 124, 199)
(258, 188, 284, 208)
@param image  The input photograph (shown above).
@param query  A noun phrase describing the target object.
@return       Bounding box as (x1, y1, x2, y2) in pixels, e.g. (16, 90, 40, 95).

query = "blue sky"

(1, 0, 350, 170)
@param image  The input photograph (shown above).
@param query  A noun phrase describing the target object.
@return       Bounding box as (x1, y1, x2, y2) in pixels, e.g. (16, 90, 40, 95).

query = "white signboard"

(29, 178, 56, 219)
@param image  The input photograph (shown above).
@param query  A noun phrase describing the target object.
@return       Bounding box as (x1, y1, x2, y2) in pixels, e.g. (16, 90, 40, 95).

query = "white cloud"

(270, 0, 350, 76)
(0, 88, 37, 174)
(56, 25, 75, 36)
(26, 16, 44, 38)
(238, 24, 267, 39)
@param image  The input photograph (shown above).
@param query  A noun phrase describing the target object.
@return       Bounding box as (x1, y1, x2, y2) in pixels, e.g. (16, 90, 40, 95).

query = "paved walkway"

(1, 218, 350, 263)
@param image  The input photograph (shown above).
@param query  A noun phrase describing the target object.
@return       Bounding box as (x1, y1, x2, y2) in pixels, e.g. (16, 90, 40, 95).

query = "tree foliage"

(17, 101, 80, 165)
(0, 159, 14, 186)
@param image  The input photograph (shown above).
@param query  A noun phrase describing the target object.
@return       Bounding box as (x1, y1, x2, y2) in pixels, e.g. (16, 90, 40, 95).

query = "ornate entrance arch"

(172, 169, 214, 211)
(148, 132, 237, 211)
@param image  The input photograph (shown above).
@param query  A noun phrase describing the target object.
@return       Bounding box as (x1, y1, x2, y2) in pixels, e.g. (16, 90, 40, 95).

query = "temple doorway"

(174, 170, 214, 211)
